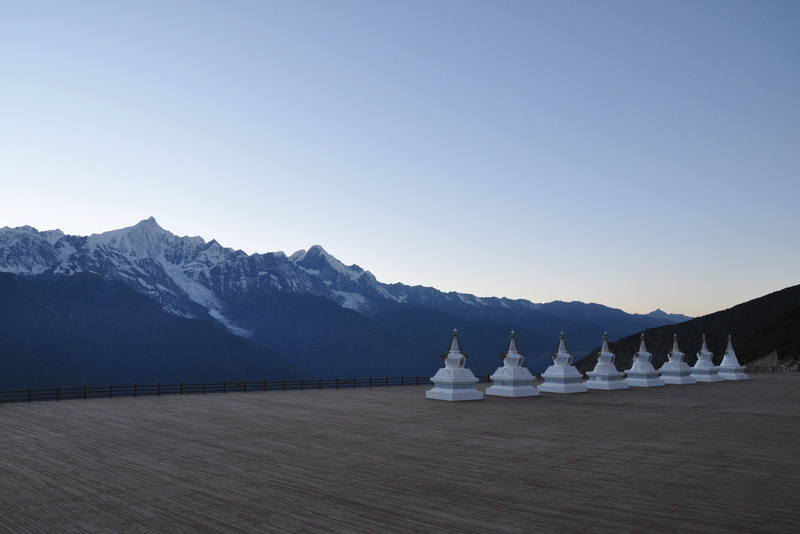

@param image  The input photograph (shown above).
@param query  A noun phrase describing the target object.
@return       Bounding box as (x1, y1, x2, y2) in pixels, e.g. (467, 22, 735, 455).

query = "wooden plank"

(0, 374, 798, 533)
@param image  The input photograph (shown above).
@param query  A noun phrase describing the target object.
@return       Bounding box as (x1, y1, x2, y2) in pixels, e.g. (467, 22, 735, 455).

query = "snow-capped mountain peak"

(87, 216, 174, 260)
(291, 245, 366, 282)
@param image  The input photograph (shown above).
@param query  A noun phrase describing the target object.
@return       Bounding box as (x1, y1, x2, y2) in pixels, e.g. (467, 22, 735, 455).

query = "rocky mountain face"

(1, 218, 689, 388)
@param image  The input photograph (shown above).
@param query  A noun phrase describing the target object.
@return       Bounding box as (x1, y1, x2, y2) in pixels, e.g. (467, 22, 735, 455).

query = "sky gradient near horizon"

(1, 1, 798, 317)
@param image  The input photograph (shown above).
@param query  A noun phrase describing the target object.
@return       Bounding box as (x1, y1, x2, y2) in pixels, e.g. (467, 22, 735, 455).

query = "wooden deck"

(1, 374, 798, 533)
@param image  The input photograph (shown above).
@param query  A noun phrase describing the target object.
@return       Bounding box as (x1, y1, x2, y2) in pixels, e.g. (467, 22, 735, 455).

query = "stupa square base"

(537, 380, 587, 394)
(691, 371, 724, 383)
(485, 384, 539, 397)
(718, 368, 749, 380)
(625, 375, 665, 387)
(661, 373, 697, 385)
(585, 377, 629, 390)
(426, 385, 484, 401)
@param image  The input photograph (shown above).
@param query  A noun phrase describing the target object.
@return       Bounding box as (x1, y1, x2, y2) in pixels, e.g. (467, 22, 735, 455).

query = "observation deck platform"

(1, 374, 798, 533)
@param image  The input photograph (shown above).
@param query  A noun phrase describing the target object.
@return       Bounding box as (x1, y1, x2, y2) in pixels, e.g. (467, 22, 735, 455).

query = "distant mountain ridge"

(1, 217, 694, 388)
(642, 308, 693, 324)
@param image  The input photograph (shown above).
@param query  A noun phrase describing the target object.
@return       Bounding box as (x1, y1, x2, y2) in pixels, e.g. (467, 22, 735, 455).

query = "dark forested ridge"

(575, 284, 800, 373)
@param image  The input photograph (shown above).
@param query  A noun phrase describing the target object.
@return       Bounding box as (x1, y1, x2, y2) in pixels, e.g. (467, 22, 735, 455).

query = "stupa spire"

(507, 330, 519, 354)
(448, 329, 462, 354)
(600, 332, 610, 354)
(700, 334, 709, 354)
(725, 335, 735, 359)
(638, 333, 648, 354)
(556, 331, 569, 355)
(670, 334, 681, 355)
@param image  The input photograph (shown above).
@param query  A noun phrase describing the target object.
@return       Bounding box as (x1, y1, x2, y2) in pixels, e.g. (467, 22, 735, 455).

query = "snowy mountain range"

(0, 218, 690, 387)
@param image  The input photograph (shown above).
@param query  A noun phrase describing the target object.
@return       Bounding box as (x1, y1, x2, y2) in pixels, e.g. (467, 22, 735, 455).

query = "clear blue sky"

(1, 1, 798, 317)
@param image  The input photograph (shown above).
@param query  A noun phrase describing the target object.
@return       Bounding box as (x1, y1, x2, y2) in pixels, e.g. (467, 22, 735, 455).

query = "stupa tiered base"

(538, 333, 587, 394)
(585, 367, 628, 390)
(691, 336, 724, 382)
(660, 368, 697, 385)
(426, 368, 484, 401)
(485, 331, 539, 397)
(485, 368, 539, 397)
(537, 376, 586, 393)
(585, 333, 629, 391)
(691, 368, 724, 382)
(625, 370, 665, 388)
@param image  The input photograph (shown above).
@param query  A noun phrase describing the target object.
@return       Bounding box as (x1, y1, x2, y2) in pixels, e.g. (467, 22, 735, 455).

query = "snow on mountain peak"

(0, 225, 64, 274)
(41, 229, 65, 244)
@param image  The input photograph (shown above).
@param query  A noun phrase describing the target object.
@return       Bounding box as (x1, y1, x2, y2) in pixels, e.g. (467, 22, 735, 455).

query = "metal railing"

(0, 375, 495, 404)
(3, 367, 792, 404)
(747, 365, 796, 373)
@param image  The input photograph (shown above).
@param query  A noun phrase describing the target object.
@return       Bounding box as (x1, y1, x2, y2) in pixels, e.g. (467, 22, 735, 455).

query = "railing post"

(416, 376, 419, 386)
(353, 378, 356, 389)
(369, 377, 372, 388)
(134, 384, 137, 398)
(318, 378, 322, 390)
(336, 378, 339, 389)
(83, 385, 87, 400)
(300, 379, 304, 390)
(180, 382, 184, 395)
(244, 381, 247, 393)
(401, 377, 404, 387)
(224, 381, 227, 393)
(282, 379, 285, 391)
(202, 381, 205, 394)
(158, 383, 161, 396)
(27, 388, 31, 403)
(109, 384, 113, 399)
(263, 380, 266, 392)
(56, 386, 60, 401)
(385, 377, 388, 387)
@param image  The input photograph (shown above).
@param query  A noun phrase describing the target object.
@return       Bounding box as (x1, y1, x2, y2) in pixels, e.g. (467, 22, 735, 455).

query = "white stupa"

(485, 331, 539, 397)
(717, 335, 749, 380)
(426, 329, 484, 401)
(537, 332, 587, 394)
(585, 333, 628, 390)
(624, 334, 665, 387)
(691, 335, 724, 382)
(658, 334, 696, 385)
